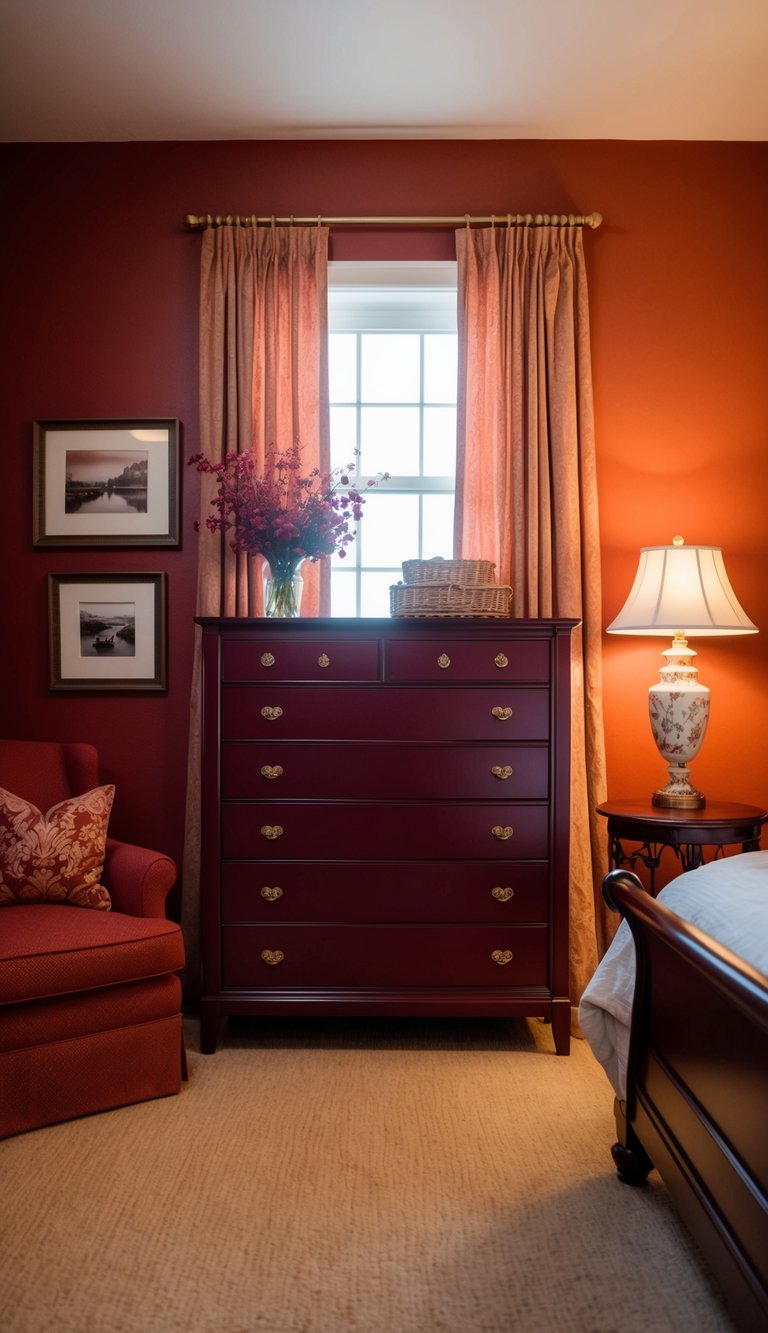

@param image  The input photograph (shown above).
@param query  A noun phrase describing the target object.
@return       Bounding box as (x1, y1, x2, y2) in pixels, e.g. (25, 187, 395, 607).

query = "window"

(328, 262, 458, 617)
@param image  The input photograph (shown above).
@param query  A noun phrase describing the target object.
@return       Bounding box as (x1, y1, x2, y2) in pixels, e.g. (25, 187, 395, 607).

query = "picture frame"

(33, 418, 179, 547)
(48, 572, 167, 692)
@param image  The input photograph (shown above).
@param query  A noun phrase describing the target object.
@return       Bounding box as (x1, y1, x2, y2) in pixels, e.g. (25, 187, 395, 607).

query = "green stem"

(263, 557, 305, 616)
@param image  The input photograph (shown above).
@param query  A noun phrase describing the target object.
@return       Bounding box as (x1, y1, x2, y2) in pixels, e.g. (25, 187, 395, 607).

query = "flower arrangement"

(189, 444, 388, 614)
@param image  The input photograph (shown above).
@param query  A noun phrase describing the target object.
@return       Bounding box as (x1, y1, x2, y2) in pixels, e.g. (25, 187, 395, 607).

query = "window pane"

(360, 571, 398, 618)
(422, 493, 455, 557)
(361, 334, 420, 403)
(423, 407, 456, 476)
(329, 333, 357, 402)
(424, 334, 458, 402)
(330, 406, 358, 471)
(329, 569, 357, 618)
(358, 492, 419, 567)
(360, 406, 420, 476)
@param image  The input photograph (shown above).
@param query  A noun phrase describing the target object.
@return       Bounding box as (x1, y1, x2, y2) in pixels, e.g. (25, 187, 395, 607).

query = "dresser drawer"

(222, 860, 548, 923)
(221, 924, 548, 988)
(222, 801, 548, 860)
(222, 686, 549, 742)
(222, 637, 380, 682)
(387, 637, 550, 683)
(222, 742, 549, 801)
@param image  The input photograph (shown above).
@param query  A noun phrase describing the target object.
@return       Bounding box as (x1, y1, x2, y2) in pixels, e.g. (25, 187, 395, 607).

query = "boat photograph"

(79, 603, 136, 658)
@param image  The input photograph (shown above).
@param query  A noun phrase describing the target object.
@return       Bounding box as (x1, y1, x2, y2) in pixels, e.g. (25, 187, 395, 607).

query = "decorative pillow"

(0, 784, 115, 910)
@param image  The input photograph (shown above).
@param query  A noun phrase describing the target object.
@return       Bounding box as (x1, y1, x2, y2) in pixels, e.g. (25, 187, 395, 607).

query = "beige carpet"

(0, 1016, 738, 1333)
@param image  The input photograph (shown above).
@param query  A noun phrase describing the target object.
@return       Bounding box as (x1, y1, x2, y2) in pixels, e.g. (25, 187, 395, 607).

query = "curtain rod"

(183, 211, 602, 231)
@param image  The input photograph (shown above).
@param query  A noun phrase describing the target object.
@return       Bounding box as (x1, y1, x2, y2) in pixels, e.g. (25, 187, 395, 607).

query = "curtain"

(454, 223, 610, 1007)
(182, 224, 330, 994)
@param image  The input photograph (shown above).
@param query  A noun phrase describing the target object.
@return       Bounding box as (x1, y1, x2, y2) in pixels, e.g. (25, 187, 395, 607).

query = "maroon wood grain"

(197, 617, 575, 1055)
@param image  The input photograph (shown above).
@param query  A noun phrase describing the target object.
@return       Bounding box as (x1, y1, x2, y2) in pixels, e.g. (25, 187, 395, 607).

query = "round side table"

(597, 799, 767, 896)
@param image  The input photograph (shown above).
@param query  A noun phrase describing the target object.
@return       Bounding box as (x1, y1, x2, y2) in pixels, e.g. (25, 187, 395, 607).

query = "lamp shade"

(607, 539, 757, 637)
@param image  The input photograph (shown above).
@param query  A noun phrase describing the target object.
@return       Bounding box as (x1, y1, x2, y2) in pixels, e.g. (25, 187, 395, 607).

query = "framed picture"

(33, 418, 179, 547)
(48, 573, 167, 692)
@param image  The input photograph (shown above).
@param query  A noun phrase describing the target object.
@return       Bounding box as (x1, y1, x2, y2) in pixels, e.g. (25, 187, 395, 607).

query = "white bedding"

(578, 850, 768, 1099)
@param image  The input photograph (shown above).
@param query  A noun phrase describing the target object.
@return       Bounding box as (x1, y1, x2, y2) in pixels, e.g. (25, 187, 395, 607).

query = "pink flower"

(188, 444, 387, 564)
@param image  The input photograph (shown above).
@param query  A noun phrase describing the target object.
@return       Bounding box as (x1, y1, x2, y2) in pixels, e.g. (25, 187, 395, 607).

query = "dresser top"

(196, 616, 579, 637)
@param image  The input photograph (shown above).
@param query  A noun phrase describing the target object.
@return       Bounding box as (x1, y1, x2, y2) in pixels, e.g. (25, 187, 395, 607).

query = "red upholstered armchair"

(0, 740, 186, 1137)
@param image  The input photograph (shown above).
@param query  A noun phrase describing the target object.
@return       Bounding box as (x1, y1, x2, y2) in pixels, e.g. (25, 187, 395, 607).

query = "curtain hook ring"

(464, 213, 471, 230)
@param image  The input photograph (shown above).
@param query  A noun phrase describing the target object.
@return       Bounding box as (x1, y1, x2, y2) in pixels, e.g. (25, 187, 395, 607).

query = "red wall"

(2, 140, 767, 910)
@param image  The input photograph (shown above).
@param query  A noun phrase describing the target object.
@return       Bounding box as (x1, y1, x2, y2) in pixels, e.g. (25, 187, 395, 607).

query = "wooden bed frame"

(602, 869, 768, 1331)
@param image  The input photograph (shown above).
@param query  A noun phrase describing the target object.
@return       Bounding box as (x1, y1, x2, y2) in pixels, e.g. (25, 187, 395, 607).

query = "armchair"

(0, 739, 186, 1137)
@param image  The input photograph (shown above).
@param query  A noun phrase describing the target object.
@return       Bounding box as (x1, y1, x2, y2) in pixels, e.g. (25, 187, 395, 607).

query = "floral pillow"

(0, 784, 115, 910)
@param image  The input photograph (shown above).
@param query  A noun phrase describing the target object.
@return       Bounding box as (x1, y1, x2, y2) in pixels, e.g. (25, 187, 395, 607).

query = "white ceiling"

(1, 0, 767, 143)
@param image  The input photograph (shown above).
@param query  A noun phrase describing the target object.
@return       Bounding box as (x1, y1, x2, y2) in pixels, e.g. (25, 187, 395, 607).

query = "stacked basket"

(389, 557, 512, 618)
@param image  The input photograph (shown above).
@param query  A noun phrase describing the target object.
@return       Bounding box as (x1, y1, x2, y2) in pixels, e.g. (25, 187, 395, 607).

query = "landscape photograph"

(65, 449, 149, 515)
(78, 601, 136, 657)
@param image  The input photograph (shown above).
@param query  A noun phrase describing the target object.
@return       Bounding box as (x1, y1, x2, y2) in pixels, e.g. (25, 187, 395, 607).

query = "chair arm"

(103, 838, 177, 919)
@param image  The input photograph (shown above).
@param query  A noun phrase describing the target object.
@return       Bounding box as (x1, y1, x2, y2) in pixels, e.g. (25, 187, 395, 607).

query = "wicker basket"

(390, 582, 512, 619)
(401, 557, 496, 587)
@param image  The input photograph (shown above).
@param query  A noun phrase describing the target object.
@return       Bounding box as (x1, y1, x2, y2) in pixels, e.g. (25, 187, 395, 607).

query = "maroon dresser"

(197, 617, 575, 1054)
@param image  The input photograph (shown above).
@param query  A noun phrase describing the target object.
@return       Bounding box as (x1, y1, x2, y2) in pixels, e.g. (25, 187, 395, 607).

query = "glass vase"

(262, 558, 305, 617)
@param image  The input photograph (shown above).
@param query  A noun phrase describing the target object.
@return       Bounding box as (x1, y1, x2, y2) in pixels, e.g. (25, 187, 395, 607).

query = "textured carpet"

(0, 1016, 738, 1333)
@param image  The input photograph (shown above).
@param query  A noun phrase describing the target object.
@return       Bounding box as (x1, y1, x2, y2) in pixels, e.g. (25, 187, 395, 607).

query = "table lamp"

(607, 536, 757, 809)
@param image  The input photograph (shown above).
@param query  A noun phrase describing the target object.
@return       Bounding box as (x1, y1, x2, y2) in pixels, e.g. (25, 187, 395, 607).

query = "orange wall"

(1, 139, 766, 901)
(591, 144, 767, 821)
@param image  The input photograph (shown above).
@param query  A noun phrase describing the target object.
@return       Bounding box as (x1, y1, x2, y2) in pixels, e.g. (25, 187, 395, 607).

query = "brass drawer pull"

(491, 949, 514, 966)
(492, 825, 514, 841)
(260, 652, 275, 667)
(261, 824, 284, 840)
(260, 764, 283, 780)
(260, 885, 283, 901)
(261, 705, 283, 722)
(318, 653, 330, 668)
(492, 886, 514, 902)
(491, 765, 513, 780)
(437, 653, 451, 669)
(491, 706, 513, 721)
(494, 653, 509, 668)
(261, 949, 284, 966)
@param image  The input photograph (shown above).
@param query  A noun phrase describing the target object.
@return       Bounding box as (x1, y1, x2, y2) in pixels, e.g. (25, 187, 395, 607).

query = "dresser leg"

(200, 1004, 222, 1055)
(551, 1000, 571, 1055)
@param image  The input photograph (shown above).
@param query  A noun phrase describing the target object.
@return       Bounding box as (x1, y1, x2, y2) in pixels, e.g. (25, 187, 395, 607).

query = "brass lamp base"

(652, 763, 706, 809)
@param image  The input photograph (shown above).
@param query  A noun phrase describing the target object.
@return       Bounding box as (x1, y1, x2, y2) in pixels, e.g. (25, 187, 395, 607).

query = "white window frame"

(328, 260, 458, 617)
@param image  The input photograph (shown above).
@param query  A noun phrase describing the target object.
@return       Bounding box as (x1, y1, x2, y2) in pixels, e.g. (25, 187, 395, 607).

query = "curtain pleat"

(455, 224, 611, 1005)
(181, 225, 329, 996)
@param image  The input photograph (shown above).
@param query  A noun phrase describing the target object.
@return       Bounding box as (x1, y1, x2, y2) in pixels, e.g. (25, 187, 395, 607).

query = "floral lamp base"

(652, 761, 707, 809)
(648, 635, 709, 809)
